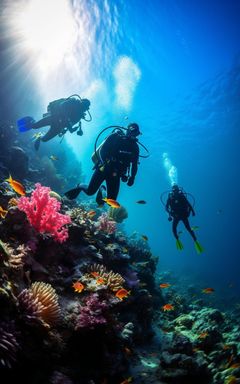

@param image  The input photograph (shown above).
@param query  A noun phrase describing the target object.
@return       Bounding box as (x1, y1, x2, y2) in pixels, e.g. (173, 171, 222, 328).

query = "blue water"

(1, 0, 239, 293)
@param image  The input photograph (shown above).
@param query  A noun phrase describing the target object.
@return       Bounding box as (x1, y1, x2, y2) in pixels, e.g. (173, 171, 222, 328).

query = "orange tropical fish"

(5, 175, 26, 196)
(72, 281, 84, 293)
(160, 283, 171, 289)
(91, 271, 100, 278)
(96, 277, 105, 285)
(102, 198, 121, 208)
(202, 287, 215, 294)
(115, 288, 130, 300)
(162, 304, 174, 311)
(198, 332, 209, 339)
(0, 206, 8, 219)
(141, 235, 148, 241)
(88, 210, 96, 217)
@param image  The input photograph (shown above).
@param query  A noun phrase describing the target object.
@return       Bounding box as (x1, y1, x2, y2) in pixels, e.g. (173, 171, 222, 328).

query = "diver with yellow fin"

(162, 185, 204, 254)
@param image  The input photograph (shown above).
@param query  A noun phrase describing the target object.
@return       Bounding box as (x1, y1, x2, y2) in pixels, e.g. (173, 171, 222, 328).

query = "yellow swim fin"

(176, 239, 184, 251)
(194, 240, 204, 254)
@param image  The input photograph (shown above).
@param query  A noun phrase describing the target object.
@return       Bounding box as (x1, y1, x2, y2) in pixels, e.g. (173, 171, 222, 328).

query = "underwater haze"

(1, 0, 240, 309)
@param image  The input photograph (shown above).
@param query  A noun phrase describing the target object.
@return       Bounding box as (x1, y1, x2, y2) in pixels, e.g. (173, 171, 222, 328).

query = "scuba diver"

(17, 95, 91, 150)
(165, 184, 204, 254)
(64, 123, 143, 204)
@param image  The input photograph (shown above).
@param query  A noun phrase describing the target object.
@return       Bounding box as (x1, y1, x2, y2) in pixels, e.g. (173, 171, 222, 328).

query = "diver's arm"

(130, 144, 139, 178)
(127, 144, 139, 186)
(186, 198, 195, 216)
(166, 197, 171, 213)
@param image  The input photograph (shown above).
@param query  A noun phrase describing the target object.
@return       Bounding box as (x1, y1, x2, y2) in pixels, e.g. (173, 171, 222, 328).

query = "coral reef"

(17, 183, 71, 242)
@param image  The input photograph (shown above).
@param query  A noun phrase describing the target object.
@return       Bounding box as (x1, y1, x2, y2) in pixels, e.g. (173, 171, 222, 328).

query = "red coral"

(17, 183, 71, 243)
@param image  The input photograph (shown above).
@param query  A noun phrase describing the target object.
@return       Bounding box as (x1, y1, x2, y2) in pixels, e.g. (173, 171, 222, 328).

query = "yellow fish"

(0, 206, 8, 219)
(49, 155, 58, 161)
(5, 175, 26, 196)
(102, 198, 121, 208)
(32, 132, 42, 141)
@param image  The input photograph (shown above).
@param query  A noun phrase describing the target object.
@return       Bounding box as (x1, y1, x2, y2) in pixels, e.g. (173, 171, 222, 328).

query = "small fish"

(136, 200, 146, 204)
(96, 277, 105, 285)
(122, 247, 128, 253)
(162, 304, 174, 311)
(102, 198, 121, 208)
(160, 283, 171, 289)
(217, 209, 222, 215)
(191, 226, 199, 231)
(49, 155, 58, 161)
(0, 206, 8, 219)
(198, 332, 209, 339)
(72, 281, 84, 293)
(32, 132, 42, 141)
(229, 363, 240, 369)
(5, 175, 26, 196)
(88, 210, 96, 217)
(202, 287, 215, 294)
(141, 235, 148, 241)
(115, 288, 130, 300)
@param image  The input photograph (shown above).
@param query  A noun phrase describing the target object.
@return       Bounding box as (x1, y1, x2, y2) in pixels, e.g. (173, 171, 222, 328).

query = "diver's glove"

(127, 176, 135, 187)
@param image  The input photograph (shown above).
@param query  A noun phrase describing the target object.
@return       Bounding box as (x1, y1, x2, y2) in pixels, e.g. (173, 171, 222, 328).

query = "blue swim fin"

(17, 116, 35, 132)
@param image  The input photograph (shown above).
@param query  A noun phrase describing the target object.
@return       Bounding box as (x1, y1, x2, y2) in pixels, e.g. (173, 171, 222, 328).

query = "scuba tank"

(91, 140, 105, 165)
(92, 125, 150, 167)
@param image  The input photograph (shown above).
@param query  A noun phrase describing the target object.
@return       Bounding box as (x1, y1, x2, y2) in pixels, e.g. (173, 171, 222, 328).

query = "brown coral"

(18, 282, 61, 327)
(88, 264, 125, 292)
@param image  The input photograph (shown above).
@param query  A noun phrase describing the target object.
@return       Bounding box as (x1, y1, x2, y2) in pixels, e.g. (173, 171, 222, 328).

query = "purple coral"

(96, 213, 116, 234)
(75, 293, 109, 330)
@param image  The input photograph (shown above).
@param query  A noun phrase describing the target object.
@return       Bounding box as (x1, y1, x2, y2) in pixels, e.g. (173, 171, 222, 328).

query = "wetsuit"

(166, 191, 197, 241)
(79, 132, 139, 200)
(32, 98, 88, 142)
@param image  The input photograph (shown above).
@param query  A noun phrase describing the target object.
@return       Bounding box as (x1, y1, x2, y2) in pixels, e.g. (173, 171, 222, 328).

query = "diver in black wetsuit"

(166, 185, 204, 253)
(17, 96, 91, 150)
(64, 123, 141, 203)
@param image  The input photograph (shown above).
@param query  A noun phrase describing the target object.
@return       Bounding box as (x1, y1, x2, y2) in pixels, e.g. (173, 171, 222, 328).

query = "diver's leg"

(182, 217, 197, 241)
(41, 127, 60, 142)
(64, 170, 105, 200)
(83, 169, 105, 196)
(172, 218, 179, 239)
(106, 175, 120, 200)
(32, 116, 52, 129)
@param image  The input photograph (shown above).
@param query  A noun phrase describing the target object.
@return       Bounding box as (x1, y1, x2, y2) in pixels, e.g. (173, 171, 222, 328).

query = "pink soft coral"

(17, 183, 71, 243)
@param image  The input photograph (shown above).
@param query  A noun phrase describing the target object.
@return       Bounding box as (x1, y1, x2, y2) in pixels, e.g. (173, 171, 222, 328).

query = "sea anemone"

(18, 282, 61, 327)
